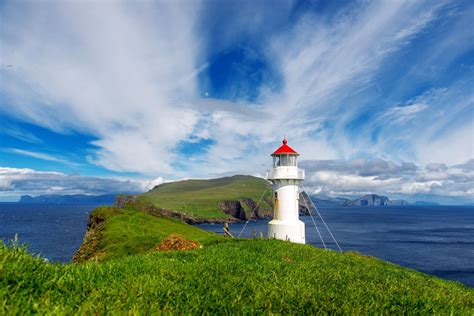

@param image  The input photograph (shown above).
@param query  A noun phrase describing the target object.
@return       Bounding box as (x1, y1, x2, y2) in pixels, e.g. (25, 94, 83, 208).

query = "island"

(342, 194, 409, 206)
(19, 194, 116, 204)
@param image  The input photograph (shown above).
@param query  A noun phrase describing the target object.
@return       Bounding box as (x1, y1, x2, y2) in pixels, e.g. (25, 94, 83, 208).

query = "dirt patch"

(156, 234, 201, 252)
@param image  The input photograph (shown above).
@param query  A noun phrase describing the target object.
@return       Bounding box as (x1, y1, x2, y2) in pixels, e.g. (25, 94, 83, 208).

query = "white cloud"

(380, 103, 429, 124)
(416, 122, 474, 165)
(0, 167, 157, 198)
(6, 148, 79, 166)
(141, 176, 165, 192)
(302, 158, 474, 203)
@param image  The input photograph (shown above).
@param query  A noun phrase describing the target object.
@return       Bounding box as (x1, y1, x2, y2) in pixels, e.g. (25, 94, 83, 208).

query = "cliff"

(343, 194, 409, 206)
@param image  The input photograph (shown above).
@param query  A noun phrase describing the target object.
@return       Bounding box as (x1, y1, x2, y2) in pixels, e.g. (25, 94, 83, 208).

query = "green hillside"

(72, 205, 224, 262)
(2, 238, 473, 314)
(2, 203, 473, 314)
(138, 175, 273, 219)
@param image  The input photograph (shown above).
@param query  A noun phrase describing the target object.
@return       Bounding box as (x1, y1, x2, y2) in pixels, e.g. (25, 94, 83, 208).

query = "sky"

(0, 0, 473, 204)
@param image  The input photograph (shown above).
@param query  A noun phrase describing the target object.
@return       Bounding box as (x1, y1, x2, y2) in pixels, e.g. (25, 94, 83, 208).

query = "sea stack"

(267, 137, 305, 244)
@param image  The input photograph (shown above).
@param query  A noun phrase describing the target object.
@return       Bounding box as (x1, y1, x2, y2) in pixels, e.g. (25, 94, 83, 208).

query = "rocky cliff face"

(344, 194, 408, 206)
(218, 198, 272, 220)
(114, 195, 137, 208)
(218, 201, 247, 220)
(299, 192, 312, 215)
(73, 210, 108, 263)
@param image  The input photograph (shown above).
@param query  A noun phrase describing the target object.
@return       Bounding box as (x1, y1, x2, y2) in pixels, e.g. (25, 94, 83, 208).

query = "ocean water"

(198, 206, 474, 288)
(0, 203, 473, 287)
(0, 203, 104, 262)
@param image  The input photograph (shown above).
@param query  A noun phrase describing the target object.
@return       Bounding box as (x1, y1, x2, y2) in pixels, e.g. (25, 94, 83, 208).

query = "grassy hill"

(138, 175, 273, 219)
(1, 203, 473, 314)
(72, 205, 224, 262)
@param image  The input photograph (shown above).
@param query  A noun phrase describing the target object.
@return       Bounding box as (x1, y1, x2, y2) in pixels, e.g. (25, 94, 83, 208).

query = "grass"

(74, 205, 223, 262)
(2, 202, 474, 314)
(138, 175, 273, 219)
(1, 238, 473, 314)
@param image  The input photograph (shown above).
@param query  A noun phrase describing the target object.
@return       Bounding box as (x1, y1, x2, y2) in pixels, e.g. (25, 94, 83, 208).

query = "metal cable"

(302, 185, 343, 252)
(301, 191, 326, 249)
(237, 187, 269, 238)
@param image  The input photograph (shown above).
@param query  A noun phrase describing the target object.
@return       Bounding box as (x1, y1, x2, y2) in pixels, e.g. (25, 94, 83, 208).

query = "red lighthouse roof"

(271, 137, 299, 156)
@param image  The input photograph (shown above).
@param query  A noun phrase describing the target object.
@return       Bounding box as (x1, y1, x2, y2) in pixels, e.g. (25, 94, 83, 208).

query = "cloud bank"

(301, 158, 474, 204)
(0, 167, 163, 200)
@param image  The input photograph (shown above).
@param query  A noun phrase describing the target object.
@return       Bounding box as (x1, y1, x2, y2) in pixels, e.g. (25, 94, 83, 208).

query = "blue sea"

(0, 203, 473, 287)
(0, 203, 103, 262)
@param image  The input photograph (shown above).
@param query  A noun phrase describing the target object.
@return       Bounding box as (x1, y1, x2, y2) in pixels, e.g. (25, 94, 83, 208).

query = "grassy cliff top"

(73, 205, 224, 262)
(138, 175, 273, 219)
(1, 204, 473, 314)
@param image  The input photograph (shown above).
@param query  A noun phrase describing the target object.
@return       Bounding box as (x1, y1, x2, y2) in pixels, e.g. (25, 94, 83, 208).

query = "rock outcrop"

(114, 194, 137, 208)
(343, 194, 408, 206)
(299, 192, 312, 215)
(218, 200, 247, 220)
(72, 209, 111, 263)
(218, 198, 272, 220)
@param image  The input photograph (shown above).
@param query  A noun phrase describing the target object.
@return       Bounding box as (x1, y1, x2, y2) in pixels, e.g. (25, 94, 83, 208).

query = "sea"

(0, 203, 473, 288)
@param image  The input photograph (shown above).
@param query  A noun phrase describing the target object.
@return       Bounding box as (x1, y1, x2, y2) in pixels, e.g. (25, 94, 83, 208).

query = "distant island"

(309, 194, 421, 207)
(342, 194, 409, 206)
(19, 194, 116, 204)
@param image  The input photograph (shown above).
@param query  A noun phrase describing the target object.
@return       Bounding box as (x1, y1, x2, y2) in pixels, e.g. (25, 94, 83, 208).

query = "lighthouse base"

(268, 219, 305, 244)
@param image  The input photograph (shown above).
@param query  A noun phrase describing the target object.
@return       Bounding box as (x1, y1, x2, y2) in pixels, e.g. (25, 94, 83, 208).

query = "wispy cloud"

(383, 103, 429, 123)
(7, 148, 68, 163)
(0, 124, 42, 144)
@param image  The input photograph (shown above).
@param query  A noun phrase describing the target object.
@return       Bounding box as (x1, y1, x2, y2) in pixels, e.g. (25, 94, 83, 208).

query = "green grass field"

(1, 203, 473, 314)
(138, 175, 273, 219)
(2, 238, 473, 314)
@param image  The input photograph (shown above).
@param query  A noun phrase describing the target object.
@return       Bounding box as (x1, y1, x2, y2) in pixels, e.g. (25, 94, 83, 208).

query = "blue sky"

(0, 0, 473, 204)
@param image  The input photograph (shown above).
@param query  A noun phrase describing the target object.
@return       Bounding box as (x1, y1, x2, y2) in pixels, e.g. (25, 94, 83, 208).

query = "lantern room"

(271, 138, 299, 167)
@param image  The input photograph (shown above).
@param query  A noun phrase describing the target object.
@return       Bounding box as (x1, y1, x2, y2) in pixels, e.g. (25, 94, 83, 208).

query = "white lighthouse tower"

(267, 137, 305, 244)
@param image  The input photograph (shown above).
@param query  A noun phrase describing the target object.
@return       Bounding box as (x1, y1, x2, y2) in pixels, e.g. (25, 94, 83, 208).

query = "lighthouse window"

(289, 156, 296, 166)
(273, 156, 279, 167)
(274, 155, 297, 166)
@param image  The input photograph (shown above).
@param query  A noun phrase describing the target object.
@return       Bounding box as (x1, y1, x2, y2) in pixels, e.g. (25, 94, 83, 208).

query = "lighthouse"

(267, 137, 305, 244)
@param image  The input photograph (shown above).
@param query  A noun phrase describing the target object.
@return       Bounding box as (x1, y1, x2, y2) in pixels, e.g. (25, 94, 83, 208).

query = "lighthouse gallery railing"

(267, 167, 305, 180)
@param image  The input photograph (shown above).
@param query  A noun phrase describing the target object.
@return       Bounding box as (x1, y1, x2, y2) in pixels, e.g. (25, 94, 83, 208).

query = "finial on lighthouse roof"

(283, 135, 287, 144)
